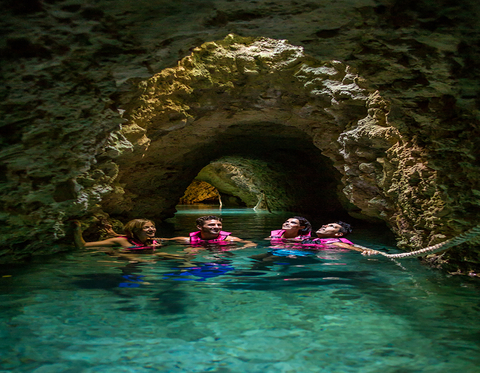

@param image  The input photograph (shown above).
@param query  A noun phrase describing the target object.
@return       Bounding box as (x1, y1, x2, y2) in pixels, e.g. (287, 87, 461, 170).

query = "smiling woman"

(73, 218, 160, 250)
(269, 216, 312, 240)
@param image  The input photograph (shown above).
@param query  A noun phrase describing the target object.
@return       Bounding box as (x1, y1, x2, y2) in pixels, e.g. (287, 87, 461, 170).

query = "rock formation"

(1, 0, 480, 275)
(179, 180, 220, 205)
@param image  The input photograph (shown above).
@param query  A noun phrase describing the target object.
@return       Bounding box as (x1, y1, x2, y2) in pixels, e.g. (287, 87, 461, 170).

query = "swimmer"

(73, 219, 185, 260)
(250, 216, 312, 262)
(268, 216, 312, 241)
(302, 221, 379, 255)
(166, 215, 256, 250)
(74, 218, 160, 249)
(251, 221, 377, 262)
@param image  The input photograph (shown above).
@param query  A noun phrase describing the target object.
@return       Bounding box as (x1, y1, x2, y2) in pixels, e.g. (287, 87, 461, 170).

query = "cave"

(177, 138, 347, 213)
(3, 1, 480, 371)
(96, 36, 391, 225)
(1, 1, 480, 275)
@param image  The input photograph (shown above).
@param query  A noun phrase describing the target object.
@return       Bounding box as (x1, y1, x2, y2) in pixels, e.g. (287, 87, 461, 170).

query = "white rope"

(359, 225, 480, 259)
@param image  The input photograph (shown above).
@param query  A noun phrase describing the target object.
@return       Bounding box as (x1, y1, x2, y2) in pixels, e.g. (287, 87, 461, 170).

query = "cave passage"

(99, 35, 385, 228)
(169, 124, 353, 220)
(216, 135, 346, 215)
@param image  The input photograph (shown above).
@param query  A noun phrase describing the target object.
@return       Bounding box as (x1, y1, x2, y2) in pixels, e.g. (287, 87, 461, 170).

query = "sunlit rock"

(180, 180, 220, 205)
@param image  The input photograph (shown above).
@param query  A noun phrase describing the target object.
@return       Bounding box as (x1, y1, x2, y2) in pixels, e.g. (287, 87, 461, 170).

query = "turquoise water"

(1, 206, 480, 373)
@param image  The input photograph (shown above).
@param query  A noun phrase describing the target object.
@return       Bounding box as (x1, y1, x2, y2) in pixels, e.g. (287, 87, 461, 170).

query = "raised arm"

(73, 221, 132, 249)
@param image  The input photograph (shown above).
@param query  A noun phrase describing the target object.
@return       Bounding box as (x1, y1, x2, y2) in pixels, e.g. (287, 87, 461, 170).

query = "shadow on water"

(69, 260, 192, 315)
(150, 285, 190, 315)
(219, 252, 480, 349)
(225, 267, 384, 291)
(70, 273, 191, 315)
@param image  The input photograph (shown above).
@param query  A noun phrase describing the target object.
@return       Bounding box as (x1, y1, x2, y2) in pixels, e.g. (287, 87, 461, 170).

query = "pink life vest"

(189, 231, 231, 245)
(122, 236, 159, 251)
(301, 237, 353, 249)
(270, 229, 311, 243)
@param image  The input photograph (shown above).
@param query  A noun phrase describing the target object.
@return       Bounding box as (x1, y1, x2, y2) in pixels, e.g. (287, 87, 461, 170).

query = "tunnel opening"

(137, 122, 357, 222)
(206, 124, 350, 217)
(103, 122, 355, 222)
(178, 179, 248, 207)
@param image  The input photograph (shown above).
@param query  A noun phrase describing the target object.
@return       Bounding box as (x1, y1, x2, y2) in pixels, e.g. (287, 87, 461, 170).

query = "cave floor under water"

(1, 206, 480, 373)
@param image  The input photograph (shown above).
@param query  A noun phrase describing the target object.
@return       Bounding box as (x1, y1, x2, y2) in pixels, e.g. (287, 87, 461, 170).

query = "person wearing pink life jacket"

(268, 216, 312, 242)
(252, 220, 377, 262)
(74, 218, 188, 260)
(74, 218, 160, 250)
(302, 221, 378, 255)
(166, 215, 256, 249)
(249, 216, 312, 261)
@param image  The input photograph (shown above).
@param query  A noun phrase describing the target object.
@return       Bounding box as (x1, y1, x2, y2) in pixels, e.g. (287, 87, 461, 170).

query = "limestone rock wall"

(179, 180, 220, 205)
(1, 0, 480, 274)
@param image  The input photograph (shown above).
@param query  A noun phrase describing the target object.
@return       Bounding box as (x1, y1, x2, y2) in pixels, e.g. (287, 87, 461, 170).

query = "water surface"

(1, 206, 479, 372)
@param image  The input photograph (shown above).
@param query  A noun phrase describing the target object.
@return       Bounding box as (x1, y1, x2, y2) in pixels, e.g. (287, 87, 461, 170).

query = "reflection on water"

(1, 206, 480, 372)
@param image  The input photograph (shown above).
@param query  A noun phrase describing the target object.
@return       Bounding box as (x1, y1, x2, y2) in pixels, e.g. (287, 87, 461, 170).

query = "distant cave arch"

(179, 180, 222, 205)
(179, 147, 347, 214)
(98, 34, 399, 224)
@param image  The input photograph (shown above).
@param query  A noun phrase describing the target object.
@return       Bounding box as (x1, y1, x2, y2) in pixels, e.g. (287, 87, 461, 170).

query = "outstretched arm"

(330, 241, 381, 255)
(162, 237, 190, 243)
(228, 236, 257, 249)
(73, 221, 131, 249)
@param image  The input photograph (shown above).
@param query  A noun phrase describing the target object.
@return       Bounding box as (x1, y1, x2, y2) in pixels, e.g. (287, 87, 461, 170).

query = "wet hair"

(123, 219, 155, 241)
(196, 215, 222, 227)
(292, 216, 312, 235)
(335, 221, 352, 235)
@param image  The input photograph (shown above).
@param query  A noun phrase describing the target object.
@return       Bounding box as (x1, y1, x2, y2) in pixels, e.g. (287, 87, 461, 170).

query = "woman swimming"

(73, 218, 160, 250)
(269, 216, 312, 241)
(73, 218, 189, 262)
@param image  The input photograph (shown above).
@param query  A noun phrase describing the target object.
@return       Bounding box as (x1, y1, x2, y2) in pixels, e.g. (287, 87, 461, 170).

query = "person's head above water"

(196, 215, 223, 239)
(123, 219, 156, 243)
(281, 216, 312, 238)
(315, 221, 352, 238)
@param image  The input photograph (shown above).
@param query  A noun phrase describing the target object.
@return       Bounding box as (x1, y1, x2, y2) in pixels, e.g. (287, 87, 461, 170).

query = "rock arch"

(95, 35, 399, 225)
